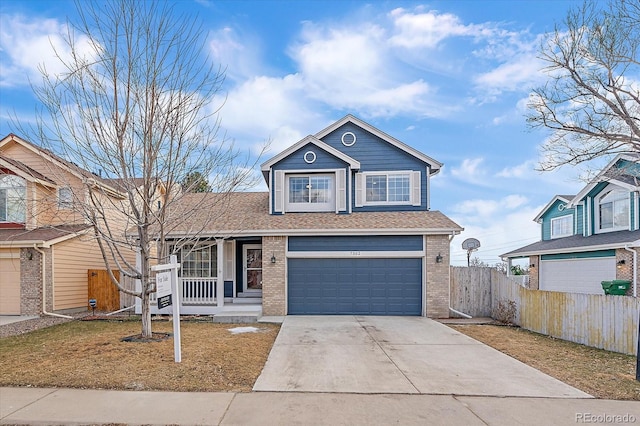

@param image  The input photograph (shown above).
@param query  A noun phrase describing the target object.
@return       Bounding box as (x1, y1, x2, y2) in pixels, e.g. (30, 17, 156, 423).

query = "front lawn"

(0, 319, 279, 392)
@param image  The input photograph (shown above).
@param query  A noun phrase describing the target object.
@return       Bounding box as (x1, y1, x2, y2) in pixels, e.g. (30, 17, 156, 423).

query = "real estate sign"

(156, 271, 172, 309)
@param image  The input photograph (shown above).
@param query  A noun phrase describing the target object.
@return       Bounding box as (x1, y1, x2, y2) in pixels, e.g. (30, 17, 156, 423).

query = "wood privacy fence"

(450, 266, 640, 355)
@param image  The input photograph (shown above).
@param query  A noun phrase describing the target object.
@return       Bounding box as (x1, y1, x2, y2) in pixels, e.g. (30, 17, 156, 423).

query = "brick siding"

(261, 236, 286, 316)
(425, 234, 451, 318)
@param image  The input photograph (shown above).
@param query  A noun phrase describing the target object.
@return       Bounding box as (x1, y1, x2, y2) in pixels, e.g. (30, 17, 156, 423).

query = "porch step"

(211, 311, 261, 324)
(233, 297, 262, 305)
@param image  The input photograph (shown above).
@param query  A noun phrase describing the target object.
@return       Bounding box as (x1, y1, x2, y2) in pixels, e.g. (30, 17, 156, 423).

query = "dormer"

(535, 195, 577, 241)
(260, 115, 442, 215)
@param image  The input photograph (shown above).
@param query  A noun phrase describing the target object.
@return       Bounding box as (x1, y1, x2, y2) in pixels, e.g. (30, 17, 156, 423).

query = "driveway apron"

(253, 316, 591, 398)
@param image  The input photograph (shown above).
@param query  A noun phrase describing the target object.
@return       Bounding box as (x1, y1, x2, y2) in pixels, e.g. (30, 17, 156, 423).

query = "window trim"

(550, 214, 573, 239)
(360, 171, 416, 206)
(172, 243, 217, 278)
(595, 187, 630, 234)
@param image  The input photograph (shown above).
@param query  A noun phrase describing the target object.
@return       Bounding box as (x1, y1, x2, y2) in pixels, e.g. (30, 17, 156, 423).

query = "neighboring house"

(0, 134, 136, 315)
(143, 115, 463, 318)
(502, 154, 640, 296)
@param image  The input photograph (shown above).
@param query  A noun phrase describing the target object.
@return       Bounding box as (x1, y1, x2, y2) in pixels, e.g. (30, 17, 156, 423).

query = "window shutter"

(355, 173, 364, 207)
(337, 170, 347, 212)
(274, 170, 284, 213)
(223, 241, 234, 281)
(411, 171, 421, 206)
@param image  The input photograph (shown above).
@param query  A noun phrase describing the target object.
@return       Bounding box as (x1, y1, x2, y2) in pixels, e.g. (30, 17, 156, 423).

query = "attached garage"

(288, 258, 422, 315)
(540, 253, 616, 294)
(0, 249, 21, 315)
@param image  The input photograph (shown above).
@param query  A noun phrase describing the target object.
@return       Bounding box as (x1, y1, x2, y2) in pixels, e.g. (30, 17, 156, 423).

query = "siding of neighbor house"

(0, 248, 21, 314)
(541, 199, 576, 240)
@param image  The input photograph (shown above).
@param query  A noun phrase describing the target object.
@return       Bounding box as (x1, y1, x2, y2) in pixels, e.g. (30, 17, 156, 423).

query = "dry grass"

(0, 318, 279, 392)
(450, 324, 640, 401)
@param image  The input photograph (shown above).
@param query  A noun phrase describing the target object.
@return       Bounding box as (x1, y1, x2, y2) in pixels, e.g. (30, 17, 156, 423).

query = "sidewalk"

(2, 387, 639, 426)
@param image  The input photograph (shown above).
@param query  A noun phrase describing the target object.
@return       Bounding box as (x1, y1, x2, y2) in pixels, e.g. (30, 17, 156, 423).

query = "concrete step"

(211, 311, 261, 324)
(233, 298, 262, 305)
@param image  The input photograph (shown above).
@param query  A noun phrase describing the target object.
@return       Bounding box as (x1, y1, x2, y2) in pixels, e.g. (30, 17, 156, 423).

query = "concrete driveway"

(253, 316, 592, 398)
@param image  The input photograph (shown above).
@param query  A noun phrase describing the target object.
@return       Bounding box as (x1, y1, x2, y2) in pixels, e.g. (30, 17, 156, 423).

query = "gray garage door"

(288, 258, 422, 315)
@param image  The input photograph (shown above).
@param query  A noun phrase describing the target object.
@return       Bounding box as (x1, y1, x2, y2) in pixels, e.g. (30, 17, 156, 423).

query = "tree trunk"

(141, 291, 152, 338)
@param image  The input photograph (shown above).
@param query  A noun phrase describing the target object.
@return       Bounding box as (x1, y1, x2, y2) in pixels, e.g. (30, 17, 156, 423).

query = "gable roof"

(261, 135, 361, 172)
(533, 195, 575, 222)
(0, 134, 125, 198)
(0, 224, 91, 248)
(0, 155, 57, 188)
(162, 192, 463, 237)
(314, 114, 443, 175)
(501, 229, 640, 258)
(568, 154, 640, 207)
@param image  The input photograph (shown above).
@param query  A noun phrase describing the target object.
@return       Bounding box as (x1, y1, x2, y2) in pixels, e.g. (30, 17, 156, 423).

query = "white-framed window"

(0, 174, 26, 223)
(58, 187, 73, 209)
(550, 214, 573, 238)
(597, 188, 629, 232)
(355, 171, 420, 207)
(173, 243, 217, 278)
(285, 174, 335, 212)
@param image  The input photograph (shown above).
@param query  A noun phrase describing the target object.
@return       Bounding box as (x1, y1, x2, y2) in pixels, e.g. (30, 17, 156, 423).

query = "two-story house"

(0, 134, 136, 316)
(144, 115, 463, 318)
(502, 154, 640, 296)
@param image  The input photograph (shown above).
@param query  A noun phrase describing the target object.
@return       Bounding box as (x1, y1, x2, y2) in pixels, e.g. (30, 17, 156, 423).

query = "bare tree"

(527, 0, 640, 171)
(28, 0, 262, 337)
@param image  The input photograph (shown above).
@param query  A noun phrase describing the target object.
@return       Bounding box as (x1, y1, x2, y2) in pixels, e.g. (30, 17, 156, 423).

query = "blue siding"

(541, 199, 575, 240)
(273, 143, 348, 170)
(576, 204, 584, 235)
(288, 235, 423, 252)
(224, 281, 234, 298)
(319, 123, 429, 211)
(288, 258, 422, 315)
(541, 250, 615, 260)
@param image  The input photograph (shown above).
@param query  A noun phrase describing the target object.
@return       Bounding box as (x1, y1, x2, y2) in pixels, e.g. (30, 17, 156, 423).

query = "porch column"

(217, 239, 224, 307)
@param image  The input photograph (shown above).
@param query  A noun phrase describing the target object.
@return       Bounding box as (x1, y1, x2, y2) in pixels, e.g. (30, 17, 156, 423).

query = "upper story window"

(0, 174, 26, 223)
(355, 171, 421, 208)
(597, 188, 629, 232)
(550, 214, 573, 238)
(58, 187, 73, 209)
(286, 174, 335, 212)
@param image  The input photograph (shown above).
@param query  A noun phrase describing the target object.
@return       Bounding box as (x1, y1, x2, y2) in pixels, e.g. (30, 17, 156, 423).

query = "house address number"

(350, 251, 361, 256)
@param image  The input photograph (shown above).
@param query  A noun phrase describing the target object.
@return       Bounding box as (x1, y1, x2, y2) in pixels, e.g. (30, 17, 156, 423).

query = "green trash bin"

(608, 280, 631, 295)
(601, 281, 613, 295)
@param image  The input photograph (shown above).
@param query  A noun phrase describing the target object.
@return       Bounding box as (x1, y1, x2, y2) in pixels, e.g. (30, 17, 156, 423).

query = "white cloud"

(208, 27, 264, 83)
(495, 160, 537, 178)
(450, 157, 486, 183)
(388, 8, 493, 49)
(0, 14, 94, 88)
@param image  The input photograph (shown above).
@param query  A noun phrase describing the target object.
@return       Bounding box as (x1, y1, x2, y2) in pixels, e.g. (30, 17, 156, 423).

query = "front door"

(243, 244, 262, 293)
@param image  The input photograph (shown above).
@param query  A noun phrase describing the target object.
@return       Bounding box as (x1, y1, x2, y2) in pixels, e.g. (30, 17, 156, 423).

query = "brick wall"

(261, 236, 286, 316)
(20, 247, 52, 315)
(615, 248, 636, 296)
(425, 234, 451, 318)
(528, 255, 540, 290)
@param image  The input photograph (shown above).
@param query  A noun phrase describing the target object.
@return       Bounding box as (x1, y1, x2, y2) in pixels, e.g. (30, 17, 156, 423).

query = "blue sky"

(0, 0, 601, 265)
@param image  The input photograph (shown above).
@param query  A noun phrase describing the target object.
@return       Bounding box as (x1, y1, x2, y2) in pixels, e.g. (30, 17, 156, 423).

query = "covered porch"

(138, 237, 264, 316)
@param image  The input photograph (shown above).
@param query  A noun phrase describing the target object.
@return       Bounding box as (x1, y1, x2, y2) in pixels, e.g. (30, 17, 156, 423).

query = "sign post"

(151, 255, 182, 363)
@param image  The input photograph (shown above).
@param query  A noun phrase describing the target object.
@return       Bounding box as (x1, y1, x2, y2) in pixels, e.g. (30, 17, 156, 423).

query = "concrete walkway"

(1, 387, 639, 426)
(254, 316, 591, 397)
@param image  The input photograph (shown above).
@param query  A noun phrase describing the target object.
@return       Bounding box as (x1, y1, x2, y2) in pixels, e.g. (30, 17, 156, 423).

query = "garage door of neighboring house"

(287, 236, 424, 316)
(0, 249, 21, 315)
(540, 256, 616, 294)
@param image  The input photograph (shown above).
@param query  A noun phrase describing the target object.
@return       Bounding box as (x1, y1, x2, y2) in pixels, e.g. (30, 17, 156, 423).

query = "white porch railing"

(180, 277, 217, 305)
(150, 277, 218, 305)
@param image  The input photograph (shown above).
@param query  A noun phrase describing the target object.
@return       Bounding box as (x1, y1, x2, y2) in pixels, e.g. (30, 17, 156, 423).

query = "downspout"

(32, 244, 73, 319)
(448, 231, 472, 319)
(624, 245, 638, 298)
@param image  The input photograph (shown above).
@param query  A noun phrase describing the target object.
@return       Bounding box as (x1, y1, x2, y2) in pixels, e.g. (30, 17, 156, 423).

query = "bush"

(492, 299, 517, 325)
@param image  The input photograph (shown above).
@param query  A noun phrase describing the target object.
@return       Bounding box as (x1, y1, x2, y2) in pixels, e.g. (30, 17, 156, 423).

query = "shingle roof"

(0, 224, 91, 245)
(0, 155, 56, 185)
(502, 229, 640, 258)
(163, 192, 463, 237)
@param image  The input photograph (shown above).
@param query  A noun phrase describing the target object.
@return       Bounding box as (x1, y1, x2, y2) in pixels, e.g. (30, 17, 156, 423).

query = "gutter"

(624, 245, 638, 298)
(32, 244, 73, 319)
